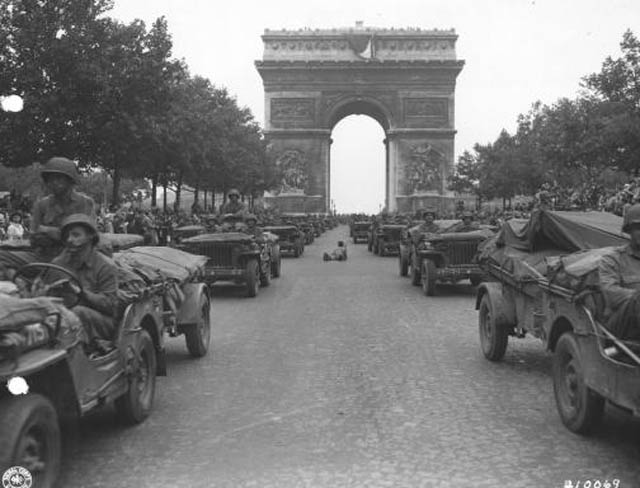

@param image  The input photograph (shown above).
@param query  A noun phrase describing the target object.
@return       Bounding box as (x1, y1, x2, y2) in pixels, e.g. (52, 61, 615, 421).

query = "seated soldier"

(448, 211, 480, 233)
(219, 213, 246, 233)
(410, 209, 440, 244)
(243, 214, 263, 239)
(598, 204, 640, 342)
(51, 214, 118, 346)
(323, 241, 347, 261)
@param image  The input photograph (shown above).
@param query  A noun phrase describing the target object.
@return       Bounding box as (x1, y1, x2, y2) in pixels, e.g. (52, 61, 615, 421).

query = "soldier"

(449, 211, 480, 233)
(323, 241, 347, 261)
(220, 189, 246, 216)
(417, 208, 441, 233)
(243, 213, 263, 239)
(598, 204, 640, 341)
(0, 157, 96, 278)
(31, 157, 96, 255)
(219, 213, 246, 233)
(51, 214, 118, 347)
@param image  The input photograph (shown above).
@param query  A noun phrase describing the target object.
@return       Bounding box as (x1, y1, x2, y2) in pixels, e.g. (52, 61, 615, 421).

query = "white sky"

(110, 0, 640, 213)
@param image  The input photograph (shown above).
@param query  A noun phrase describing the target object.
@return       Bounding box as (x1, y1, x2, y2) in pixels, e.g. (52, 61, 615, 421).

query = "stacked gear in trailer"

(112, 246, 211, 358)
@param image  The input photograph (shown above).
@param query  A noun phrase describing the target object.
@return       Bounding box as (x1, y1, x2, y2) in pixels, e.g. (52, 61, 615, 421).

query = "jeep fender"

(475, 282, 516, 327)
(177, 283, 210, 326)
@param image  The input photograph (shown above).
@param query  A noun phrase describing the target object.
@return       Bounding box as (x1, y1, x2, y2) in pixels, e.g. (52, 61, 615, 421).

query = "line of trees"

(0, 0, 276, 207)
(449, 30, 640, 206)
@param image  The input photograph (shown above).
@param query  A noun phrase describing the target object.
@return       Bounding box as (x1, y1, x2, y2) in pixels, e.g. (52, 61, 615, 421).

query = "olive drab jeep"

(0, 263, 167, 488)
(179, 231, 279, 297)
(373, 224, 405, 256)
(351, 221, 371, 244)
(263, 225, 304, 257)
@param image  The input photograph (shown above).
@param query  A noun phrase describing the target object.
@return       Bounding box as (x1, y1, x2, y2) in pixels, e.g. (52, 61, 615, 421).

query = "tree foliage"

(0, 0, 271, 206)
(450, 30, 640, 200)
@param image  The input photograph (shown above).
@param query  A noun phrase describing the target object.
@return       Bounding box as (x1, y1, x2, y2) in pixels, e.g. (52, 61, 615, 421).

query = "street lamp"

(0, 95, 23, 113)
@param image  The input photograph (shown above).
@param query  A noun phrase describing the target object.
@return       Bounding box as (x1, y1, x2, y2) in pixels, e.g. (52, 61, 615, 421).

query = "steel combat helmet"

(60, 213, 99, 245)
(41, 157, 80, 184)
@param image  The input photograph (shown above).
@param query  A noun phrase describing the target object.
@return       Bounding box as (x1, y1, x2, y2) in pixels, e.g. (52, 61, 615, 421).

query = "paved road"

(59, 226, 640, 488)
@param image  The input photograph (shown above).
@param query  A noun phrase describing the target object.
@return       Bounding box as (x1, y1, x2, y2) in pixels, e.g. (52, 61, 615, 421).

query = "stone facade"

(255, 24, 464, 213)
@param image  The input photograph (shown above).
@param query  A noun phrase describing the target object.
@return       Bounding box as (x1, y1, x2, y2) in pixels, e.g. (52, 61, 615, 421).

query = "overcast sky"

(111, 0, 640, 213)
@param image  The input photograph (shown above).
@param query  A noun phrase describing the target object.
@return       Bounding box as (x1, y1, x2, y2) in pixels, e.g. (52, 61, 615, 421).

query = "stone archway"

(256, 24, 464, 213)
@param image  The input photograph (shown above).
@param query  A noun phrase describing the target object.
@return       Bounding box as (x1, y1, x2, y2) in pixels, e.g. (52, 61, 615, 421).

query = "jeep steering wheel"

(15, 262, 84, 309)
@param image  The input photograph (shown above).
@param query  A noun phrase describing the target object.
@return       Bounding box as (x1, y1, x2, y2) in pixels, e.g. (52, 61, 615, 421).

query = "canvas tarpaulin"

(479, 210, 629, 286)
(113, 247, 208, 285)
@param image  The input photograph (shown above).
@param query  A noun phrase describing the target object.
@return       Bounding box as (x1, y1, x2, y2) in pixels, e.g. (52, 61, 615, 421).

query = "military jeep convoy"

(0, 204, 336, 487)
(3, 192, 639, 487)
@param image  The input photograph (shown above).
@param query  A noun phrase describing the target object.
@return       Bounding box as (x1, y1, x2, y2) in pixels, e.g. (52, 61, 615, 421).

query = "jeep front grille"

(185, 243, 235, 267)
(447, 241, 480, 265)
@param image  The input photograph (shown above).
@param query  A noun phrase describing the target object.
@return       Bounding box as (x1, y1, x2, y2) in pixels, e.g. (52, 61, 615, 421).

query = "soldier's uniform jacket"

(448, 222, 480, 233)
(31, 190, 96, 231)
(51, 247, 118, 317)
(220, 200, 246, 215)
(598, 244, 640, 316)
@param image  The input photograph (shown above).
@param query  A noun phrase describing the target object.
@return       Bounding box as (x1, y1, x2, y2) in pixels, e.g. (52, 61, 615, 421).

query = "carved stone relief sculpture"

(405, 143, 443, 194)
(276, 149, 309, 194)
(271, 98, 315, 122)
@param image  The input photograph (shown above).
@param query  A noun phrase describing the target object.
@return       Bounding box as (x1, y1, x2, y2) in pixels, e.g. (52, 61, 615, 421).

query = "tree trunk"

(163, 178, 168, 213)
(203, 189, 207, 211)
(194, 182, 199, 205)
(111, 163, 121, 206)
(174, 171, 183, 212)
(151, 174, 158, 208)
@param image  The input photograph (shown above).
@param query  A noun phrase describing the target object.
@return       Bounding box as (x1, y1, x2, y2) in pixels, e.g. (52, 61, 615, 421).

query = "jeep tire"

(0, 394, 60, 488)
(421, 259, 437, 296)
(553, 332, 605, 434)
(115, 330, 157, 424)
(185, 292, 211, 358)
(245, 259, 260, 297)
(478, 294, 509, 361)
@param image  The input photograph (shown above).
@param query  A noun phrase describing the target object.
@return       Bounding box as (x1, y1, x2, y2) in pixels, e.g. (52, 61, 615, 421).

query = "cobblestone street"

(59, 226, 640, 488)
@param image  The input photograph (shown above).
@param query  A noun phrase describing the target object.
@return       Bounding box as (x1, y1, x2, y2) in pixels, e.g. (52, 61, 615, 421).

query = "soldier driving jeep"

(50, 214, 118, 347)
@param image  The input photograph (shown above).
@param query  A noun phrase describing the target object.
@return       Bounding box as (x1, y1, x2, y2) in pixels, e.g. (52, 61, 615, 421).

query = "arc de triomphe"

(255, 24, 464, 213)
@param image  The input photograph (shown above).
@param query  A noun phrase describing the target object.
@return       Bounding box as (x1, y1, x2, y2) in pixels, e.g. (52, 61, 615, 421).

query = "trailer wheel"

(185, 292, 211, 358)
(115, 330, 157, 424)
(478, 294, 508, 361)
(0, 394, 60, 488)
(553, 332, 604, 434)
(421, 259, 437, 296)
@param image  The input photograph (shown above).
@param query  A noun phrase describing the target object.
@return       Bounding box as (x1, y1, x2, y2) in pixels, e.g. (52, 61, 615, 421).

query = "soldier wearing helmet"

(243, 213, 263, 239)
(598, 204, 640, 341)
(410, 208, 441, 241)
(219, 188, 246, 216)
(31, 157, 96, 257)
(51, 214, 118, 346)
(449, 211, 480, 233)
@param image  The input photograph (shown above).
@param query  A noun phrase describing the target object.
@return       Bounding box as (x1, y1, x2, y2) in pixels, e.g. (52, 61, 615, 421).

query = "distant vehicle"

(351, 221, 371, 244)
(263, 225, 304, 257)
(373, 224, 405, 256)
(179, 232, 280, 297)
